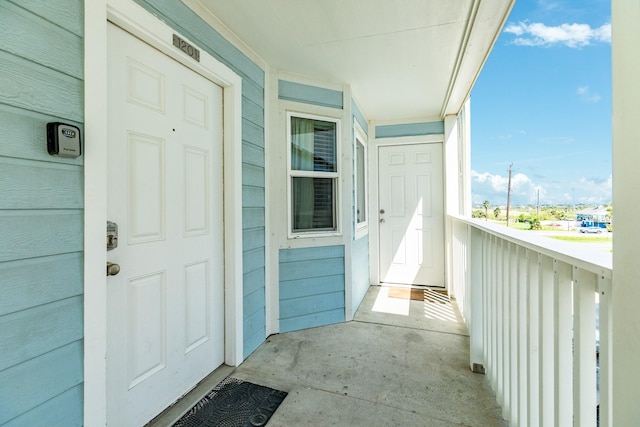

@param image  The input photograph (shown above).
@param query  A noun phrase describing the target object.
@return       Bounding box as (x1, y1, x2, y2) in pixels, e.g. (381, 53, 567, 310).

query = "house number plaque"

(173, 34, 200, 62)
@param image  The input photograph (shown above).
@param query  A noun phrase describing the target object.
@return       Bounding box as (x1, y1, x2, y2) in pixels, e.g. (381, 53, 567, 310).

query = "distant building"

(576, 206, 611, 225)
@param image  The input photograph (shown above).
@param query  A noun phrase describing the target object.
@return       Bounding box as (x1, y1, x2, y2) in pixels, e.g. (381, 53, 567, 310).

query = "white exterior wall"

(612, 1, 640, 424)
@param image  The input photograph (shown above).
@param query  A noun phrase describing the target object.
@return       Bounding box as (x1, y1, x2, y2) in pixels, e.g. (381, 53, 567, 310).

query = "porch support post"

(612, 0, 640, 424)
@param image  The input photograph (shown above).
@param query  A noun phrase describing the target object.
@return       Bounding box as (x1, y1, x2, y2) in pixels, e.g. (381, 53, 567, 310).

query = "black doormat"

(172, 377, 287, 427)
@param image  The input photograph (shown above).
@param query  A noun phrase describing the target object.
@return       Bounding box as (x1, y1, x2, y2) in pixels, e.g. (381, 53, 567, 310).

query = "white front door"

(378, 143, 444, 286)
(106, 23, 225, 426)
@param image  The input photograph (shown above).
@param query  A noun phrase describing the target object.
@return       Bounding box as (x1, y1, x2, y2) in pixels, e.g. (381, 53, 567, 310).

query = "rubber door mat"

(172, 377, 287, 427)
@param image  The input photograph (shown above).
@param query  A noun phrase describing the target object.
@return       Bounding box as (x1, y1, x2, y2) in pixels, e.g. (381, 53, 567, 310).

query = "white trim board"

(84, 1, 244, 424)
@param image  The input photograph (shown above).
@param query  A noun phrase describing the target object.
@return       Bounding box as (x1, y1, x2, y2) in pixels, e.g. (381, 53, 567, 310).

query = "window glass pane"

(292, 177, 336, 231)
(356, 140, 366, 223)
(291, 117, 336, 172)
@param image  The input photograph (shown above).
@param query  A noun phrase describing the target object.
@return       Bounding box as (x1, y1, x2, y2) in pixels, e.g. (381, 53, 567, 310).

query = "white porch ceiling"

(191, 0, 514, 121)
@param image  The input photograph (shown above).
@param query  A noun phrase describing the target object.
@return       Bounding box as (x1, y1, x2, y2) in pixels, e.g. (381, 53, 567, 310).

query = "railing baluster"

(489, 235, 497, 385)
(554, 260, 573, 426)
(539, 255, 555, 425)
(502, 241, 511, 417)
(518, 248, 529, 427)
(496, 238, 504, 400)
(528, 252, 540, 427)
(469, 226, 484, 372)
(573, 267, 598, 427)
(598, 275, 612, 427)
(509, 243, 519, 423)
(483, 232, 490, 371)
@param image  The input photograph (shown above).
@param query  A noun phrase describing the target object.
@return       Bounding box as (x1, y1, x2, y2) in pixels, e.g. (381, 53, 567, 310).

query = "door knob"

(107, 262, 120, 276)
(380, 218, 385, 223)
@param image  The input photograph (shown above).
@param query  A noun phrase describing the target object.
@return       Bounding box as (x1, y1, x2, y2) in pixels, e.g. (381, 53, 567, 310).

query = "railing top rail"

(450, 214, 612, 279)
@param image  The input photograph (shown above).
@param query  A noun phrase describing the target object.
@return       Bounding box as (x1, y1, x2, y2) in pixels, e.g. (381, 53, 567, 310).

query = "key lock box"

(106, 221, 120, 276)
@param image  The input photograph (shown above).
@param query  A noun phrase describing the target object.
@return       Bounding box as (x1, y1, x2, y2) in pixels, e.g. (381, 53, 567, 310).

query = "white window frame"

(286, 111, 341, 238)
(354, 122, 368, 238)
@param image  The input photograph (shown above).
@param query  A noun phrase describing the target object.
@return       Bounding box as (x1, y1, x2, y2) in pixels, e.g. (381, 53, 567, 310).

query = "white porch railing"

(449, 215, 612, 427)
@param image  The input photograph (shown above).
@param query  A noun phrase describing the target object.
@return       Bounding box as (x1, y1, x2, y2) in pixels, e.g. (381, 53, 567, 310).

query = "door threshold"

(377, 283, 447, 291)
(145, 364, 236, 427)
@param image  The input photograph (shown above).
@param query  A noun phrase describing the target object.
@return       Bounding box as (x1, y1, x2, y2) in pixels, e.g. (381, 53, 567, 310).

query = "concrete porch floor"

(151, 285, 506, 426)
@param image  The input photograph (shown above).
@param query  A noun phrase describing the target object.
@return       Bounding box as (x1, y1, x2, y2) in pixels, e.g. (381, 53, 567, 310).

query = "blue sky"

(471, 0, 611, 207)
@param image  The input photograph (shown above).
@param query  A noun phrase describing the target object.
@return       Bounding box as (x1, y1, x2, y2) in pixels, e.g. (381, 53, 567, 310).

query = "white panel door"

(378, 143, 444, 286)
(106, 24, 224, 426)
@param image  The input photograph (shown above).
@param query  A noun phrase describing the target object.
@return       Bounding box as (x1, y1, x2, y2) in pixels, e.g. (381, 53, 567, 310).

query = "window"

(288, 112, 340, 235)
(354, 125, 368, 230)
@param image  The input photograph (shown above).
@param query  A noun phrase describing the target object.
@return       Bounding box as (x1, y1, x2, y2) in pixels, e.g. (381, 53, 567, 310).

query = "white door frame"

(368, 134, 444, 286)
(84, 1, 244, 424)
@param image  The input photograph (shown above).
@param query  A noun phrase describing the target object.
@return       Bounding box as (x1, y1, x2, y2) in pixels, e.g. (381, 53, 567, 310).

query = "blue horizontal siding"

(280, 292, 345, 319)
(0, 341, 83, 425)
(0, 3, 84, 423)
(0, 253, 82, 316)
(352, 99, 368, 135)
(3, 385, 83, 427)
(242, 164, 264, 188)
(9, 0, 83, 37)
(280, 274, 345, 300)
(280, 309, 345, 333)
(375, 121, 444, 138)
(0, 211, 83, 263)
(279, 246, 345, 333)
(0, 297, 83, 372)
(243, 227, 266, 252)
(0, 159, 83, 209)
(280, 245, 344, 262)
(243, 268, 266, 297)
(0, 50, 83, 123)
(279, 80, 343, 109)
(0, 2, 83, 79)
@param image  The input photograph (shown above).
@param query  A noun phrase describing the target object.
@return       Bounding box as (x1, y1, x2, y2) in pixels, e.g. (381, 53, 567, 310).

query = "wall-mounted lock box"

(47, 122, 82, 158)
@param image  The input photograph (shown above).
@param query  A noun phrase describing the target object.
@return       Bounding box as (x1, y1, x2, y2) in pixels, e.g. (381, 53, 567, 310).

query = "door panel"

(106, 24, 224, 426)
(378, 143, 444, 286)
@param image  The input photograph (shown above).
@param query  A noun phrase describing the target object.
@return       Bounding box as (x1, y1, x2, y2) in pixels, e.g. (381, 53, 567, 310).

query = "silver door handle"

(380, 218, 385, 223)
(107, 262, 120, 276)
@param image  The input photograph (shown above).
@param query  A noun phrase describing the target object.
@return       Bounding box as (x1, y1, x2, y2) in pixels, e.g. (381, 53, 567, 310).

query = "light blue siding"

(279, 80, 344, 109)
(0, 1, 84, 425)
(3, 386, 83, 427)
(375, 121, 445, 138)
(351, 235, 371, 314)
(352, 99, 368, 135)
(279, 246, 345, 333)
(134, 0, 268, 358)
(0, 342, 83, 425)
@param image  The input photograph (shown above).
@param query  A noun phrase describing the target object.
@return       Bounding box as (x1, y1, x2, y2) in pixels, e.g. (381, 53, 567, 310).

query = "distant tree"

(482, 200, 490, 221)
(472, 209, 486, 219)
(530, 218, 542, 230)
(494, 206, 501, 219)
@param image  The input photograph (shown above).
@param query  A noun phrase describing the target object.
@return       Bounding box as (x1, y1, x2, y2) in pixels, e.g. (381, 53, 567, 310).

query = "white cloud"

(504, 22, 611, 48)
(471, 170, 545, 205)
(575, 175, 612, 205)
(576, 86, 601, 103)
(471, 170, 612, 206)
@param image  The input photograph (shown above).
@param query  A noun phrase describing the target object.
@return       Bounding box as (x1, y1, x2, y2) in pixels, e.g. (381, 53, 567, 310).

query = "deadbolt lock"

(107, 221, 118, 251)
